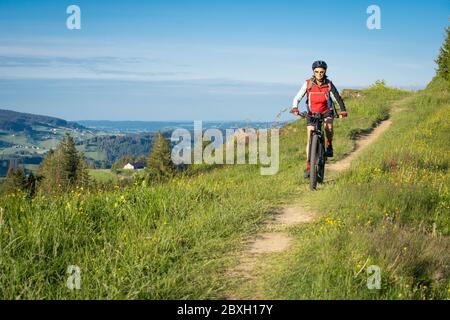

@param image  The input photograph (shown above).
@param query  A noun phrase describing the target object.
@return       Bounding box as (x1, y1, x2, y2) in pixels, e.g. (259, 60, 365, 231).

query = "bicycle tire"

(309, 134, 319, 190)
(317, 139, 325, 183)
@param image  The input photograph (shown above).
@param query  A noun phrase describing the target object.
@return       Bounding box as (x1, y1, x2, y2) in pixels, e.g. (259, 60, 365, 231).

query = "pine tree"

(435, 27, 450, 82)
(3, 167, 27, 194)
(76, 152, 90, 189)
(60, 134, 80, 187)
(38, 134, 89, 193)
(26, 172, 36, 198)
(38, 149, 58, 190)
(146, 131, 176, 183)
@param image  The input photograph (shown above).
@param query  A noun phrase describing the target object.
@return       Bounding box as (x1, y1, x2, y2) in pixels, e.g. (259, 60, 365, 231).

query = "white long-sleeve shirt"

(291, 79, 346, 113)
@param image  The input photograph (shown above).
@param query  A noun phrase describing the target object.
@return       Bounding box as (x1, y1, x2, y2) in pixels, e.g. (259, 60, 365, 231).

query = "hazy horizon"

(1, 82, 427, 122)
(0, 0, 447, 121)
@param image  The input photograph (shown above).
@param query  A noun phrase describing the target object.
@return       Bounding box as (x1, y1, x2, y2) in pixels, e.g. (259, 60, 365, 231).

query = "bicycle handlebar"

(289, 108, 347, 119)
(289, 109, 307, 118)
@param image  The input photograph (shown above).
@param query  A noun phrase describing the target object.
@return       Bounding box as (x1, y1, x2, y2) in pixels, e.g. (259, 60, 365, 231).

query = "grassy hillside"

(0, 110, 103, 173)
(236, 77, 450, 299)
(0, 109, 156, 172)
(1, 81, 447, 299)
(88, 169, 146, 187)
(0, 109, 85, 131)
(0, 109, 97, 154)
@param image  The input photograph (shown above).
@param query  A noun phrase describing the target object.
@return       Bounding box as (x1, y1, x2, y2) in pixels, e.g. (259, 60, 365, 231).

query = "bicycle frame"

(307, 113, 326, 165)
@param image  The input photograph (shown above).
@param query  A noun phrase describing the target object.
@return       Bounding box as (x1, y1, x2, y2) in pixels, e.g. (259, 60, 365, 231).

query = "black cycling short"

(306, 110, 334, 126)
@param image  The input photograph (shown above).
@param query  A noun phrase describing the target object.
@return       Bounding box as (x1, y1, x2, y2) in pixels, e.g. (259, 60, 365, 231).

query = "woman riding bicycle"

(291, 60, 348, 178)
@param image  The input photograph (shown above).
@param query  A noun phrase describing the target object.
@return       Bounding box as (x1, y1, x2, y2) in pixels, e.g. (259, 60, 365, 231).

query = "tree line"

(1, 131, 178, 195)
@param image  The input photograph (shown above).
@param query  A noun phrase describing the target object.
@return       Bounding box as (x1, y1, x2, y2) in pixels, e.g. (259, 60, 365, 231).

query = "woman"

(291, 60, 348, 178)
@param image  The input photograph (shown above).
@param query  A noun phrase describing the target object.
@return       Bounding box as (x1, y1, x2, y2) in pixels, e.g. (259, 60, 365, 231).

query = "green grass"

(238, 78, 450, 300)
(88, 169, 145, 187)
(88, 169, 120, 184)
(0, 81, 447, 299)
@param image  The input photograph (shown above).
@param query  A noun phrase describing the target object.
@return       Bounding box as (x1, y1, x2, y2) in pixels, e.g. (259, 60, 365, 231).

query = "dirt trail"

(327, 118, 392, 172)
(327, 102, 407, 172)
(225, 106, 402, 299)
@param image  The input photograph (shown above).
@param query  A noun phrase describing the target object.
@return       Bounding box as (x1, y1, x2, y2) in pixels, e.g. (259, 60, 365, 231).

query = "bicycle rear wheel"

(309, 134, 319, 190)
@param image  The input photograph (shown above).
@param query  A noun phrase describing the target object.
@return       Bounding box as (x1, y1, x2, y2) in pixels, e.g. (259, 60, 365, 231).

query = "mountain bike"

(290, 110, 327, 190)
(306, 112, 327, 190)
(290, 105, 347, 189)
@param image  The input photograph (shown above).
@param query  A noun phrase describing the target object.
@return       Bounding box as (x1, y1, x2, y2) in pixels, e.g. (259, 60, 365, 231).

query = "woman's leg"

(324, 117, 334, 146)
(324, 116, 334, 156)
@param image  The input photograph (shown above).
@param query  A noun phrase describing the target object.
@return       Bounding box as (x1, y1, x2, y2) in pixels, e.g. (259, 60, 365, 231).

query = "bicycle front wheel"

(317, 139, 325, 183)
(309, 134, 319, 190)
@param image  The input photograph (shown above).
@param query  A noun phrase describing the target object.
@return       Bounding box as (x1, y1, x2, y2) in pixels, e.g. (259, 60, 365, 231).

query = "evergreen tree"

(38, 134, 89, 193)
(435, 27, 450, 82)
(76, 153, 91, 189)
(26, 172, 36, 198)
(60, 134, 80, 187)
(3, 167, 27, 194)
(146, 131, 175, 183)
(38, 149, 57, 189)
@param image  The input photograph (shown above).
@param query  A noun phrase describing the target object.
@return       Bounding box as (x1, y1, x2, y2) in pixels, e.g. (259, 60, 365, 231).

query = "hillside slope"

(231, 77, 450, 299)
(0, 109, 155, 171)
(0, 109, 85, 132)
(0, 82, 421, 299)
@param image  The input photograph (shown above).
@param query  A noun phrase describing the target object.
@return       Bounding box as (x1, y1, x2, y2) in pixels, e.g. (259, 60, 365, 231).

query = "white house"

(123, 162, 146, 170)
(123, 163, 135, 170)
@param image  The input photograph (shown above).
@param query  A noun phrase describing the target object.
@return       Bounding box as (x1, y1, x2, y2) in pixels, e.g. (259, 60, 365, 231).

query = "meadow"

(0, 79, 448, 299)
(235, 77, 450, 299)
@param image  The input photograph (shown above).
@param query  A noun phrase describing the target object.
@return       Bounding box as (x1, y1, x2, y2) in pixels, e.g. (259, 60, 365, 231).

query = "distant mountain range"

(77, 120, 279, 134)
(0, 109, 86, 132)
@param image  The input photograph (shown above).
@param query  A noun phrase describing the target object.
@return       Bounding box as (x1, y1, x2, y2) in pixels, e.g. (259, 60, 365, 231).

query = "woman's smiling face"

(314, 68, 326, 81)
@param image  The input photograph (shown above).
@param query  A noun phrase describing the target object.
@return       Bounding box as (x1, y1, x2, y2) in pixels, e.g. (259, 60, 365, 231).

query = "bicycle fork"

(307, 129, 322, 165)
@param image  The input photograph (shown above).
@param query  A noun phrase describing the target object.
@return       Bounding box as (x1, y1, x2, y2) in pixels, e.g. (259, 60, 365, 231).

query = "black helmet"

(312, 60, 328, 70)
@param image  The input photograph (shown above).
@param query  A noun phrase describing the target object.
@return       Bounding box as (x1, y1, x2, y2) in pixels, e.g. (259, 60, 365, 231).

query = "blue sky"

(0, 0, 448, 121)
